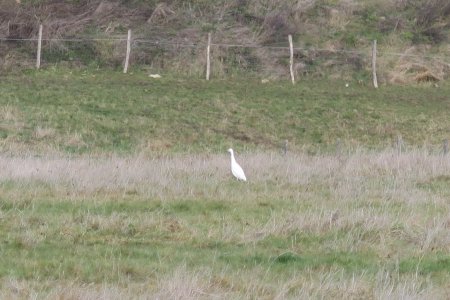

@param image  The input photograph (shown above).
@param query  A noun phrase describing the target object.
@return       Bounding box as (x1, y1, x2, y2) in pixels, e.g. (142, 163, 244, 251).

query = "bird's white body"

(227, 148, 247, 181)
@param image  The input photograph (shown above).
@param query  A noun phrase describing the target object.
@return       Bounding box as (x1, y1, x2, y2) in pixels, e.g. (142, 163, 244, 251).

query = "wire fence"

(1, 28, 450, 84)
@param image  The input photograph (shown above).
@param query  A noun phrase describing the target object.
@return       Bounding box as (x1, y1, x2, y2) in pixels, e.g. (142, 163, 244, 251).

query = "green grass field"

(0, 69, 449, 298)
(1, 68, 449, 154)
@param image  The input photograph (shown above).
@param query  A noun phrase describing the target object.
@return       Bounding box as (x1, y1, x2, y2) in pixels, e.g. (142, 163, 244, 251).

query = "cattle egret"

(227, 148, 247, 181)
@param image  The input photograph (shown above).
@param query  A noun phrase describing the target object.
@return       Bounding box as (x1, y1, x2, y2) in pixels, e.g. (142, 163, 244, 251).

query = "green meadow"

(1, 68, 449, 154)
(0, 69, 449, 298)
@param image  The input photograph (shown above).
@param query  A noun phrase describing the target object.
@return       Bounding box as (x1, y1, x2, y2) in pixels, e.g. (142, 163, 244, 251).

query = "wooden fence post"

(444, 139, 449, 155)
(36, 24, 42, 69)
(123, 29, 131, 74)
(395, 134, 403, 154)
(206, 32, 211, 81)
(335, 138, 342, 156)
(372, 40, 378, 88)
(288, 34, 295, 84)
(282, 139, 288, 156)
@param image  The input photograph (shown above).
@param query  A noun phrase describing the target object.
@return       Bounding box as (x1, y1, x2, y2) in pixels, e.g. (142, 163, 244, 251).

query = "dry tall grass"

(0, 148, 448, 196)
(0, 269, 444, 299)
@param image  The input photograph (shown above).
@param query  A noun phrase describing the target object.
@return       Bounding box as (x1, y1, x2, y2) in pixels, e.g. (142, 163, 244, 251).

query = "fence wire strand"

(1, 36, 450, 79)
(2, 36, 448, 59)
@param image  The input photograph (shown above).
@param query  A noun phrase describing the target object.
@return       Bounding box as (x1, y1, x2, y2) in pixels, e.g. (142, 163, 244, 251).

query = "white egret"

(227, 148, 247, 181)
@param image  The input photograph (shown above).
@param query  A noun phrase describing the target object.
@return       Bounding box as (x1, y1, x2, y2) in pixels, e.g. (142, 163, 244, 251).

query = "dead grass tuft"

(147, 2, 176, 24)
(387, 46, 450, 84)
(0, 105, 24, 131)
(34, 126, 56, 140)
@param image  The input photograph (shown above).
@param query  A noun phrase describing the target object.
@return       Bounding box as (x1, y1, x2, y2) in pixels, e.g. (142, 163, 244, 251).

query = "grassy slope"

(0, 68, 449, 154)
(5, 0, 449, 85)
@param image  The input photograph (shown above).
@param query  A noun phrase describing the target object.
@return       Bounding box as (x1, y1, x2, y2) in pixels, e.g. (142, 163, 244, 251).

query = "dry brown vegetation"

(1, 148, 449, 199)
(0, 271, 444, 299)
(1, 0, 449, 82)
